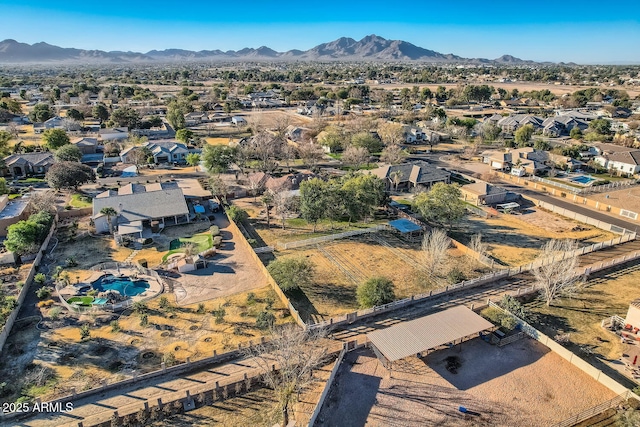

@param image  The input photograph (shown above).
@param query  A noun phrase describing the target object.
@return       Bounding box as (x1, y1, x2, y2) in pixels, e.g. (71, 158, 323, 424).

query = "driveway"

(172, 211, 268, 306)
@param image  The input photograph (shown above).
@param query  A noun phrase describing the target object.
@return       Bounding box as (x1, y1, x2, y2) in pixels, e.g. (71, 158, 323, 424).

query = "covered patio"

(388, 218, 424, 242)
(367, 305, 494, 369)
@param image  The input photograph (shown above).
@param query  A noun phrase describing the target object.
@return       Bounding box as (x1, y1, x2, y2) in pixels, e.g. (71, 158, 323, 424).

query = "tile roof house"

(461, 182, 513, 206)
(594, 150, 640, 175)
(2, 152, 56, 178)
(370, 161, 450, 191)
(120, 140, 196, 164)
(92, 182, 190, 235)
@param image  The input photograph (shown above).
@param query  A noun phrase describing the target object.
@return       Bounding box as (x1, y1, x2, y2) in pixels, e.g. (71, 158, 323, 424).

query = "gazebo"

(388, 218, 424, 242)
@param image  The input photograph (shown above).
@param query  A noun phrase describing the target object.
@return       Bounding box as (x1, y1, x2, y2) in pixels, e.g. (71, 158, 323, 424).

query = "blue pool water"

(92, 274, 150, 297)
(571, 175, 596, 185)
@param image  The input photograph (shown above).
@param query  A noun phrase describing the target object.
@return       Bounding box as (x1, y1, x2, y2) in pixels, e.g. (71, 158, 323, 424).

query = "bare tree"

(532, 239, 581, 307)
(244, 325, 329, 426)
(389, 170, 404, 192)
(422, 228, 450, 277)
(209, 175, 229, 205)
(468, 233, 488, 260)
(249, 132, 282, 173)
(533, 239, 581, 307)
(271, 187, 297, 230)
(341, 145, 369, 169)
(380, 145, 406, 165)
(297, 141, 324, 169)
(377, 121, 405, 146)
(7, 122, 20, 139)
(27, 190, 58, 213)
(247, 175, 264, 202)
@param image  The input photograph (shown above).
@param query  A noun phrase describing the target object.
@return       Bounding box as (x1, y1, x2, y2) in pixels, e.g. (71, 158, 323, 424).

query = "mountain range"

(0, 35, 539, 64)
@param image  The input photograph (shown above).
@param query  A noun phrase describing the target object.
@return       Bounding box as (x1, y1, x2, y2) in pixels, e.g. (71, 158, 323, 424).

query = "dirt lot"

(451, 209, 615, 266)
(523, 260, 640, 384)
(0, 286, 289, 404)
(277, 232, 487, 323)
(591, 186, 640, 216)
(318, 339, 616, 427)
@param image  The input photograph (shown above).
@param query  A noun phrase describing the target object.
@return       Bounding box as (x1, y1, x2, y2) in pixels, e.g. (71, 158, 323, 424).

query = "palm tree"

(261, 193, 273, 228)
(390, 170, 403, 192)
(100, 207, 117, 234)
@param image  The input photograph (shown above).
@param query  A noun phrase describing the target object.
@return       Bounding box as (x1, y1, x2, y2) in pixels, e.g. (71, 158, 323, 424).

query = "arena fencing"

(0, 215, 57, 355)
(276, 225, 387, 250)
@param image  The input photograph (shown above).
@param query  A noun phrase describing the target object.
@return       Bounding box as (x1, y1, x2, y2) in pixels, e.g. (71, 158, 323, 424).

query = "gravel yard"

(318, 338, 616, 427)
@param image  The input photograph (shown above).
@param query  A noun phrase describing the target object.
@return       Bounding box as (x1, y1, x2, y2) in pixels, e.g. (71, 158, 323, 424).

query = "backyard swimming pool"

(570, 175, 597, 185)
(92, 274, 150, 297)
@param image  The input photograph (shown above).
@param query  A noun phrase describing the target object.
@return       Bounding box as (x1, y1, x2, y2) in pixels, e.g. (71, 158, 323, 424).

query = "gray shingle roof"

(93, 182, 188, 223)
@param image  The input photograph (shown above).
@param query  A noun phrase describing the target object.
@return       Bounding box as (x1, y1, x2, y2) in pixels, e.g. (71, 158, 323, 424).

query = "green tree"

(100, 207, 118, 234)
(225, 205, 248, 222)
(176, 128, 194, 143)
(5, 220, 41, 254)
(514, 124, 534, 146)
(54, 144, 82, 162)
(29, 103, 53, 122)
(92, 104, 110, 121)
(413, 183, 466, 230)
(570, 127, 583, 140)
(533, 140, 550, 151)
(185, 153, 201, 170)
(357, 277, 395, 308)
(350, 131, 382, 153)
(317, 126, 344, 153)
(202, 144, 237, 174)
(66, 108, 83, 121)
(42, 128, 70, 150)
(166, 100, 188, 129)
(128, 146, 153, 172)
(110, 106, 140, 129)
(46, 162, 96, 190)
(299, 178, 328, 232)
(0, 178, 8, 195)
(589, 118, 611, 135)
(267, 257, 315, 292)
(341, 174, 386, 224)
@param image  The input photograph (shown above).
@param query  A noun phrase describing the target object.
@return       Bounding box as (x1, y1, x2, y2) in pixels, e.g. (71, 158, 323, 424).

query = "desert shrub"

(159, 296, 170, 309)
(132, 301, 148, 314)
(80, 324, 91, 340)
(246, 292, 257, 305)
(35, 287, 52, 300)
(196, 303, 206, 314)
(213, 236, 223, 247)
(499, 294, 530, 321)
(110, 320, 120, 333)
(212, 306, 226, 324)
(139, 313, 148, 327)
(500, 315, 518, 330)
(36, 299, 54, 308)
(356, 277, 395, 308)
(447, 267, 466, 284)
(48, 307, 61, 320)
(255, 310, 276, 330)
(225, 206, 248, 223)
(34, 273, 46, 285)
(481, 306, 505, 324)
(264, 292, 276, 310)
(209, 225, 220, 236)
(163, 352, 176, 367)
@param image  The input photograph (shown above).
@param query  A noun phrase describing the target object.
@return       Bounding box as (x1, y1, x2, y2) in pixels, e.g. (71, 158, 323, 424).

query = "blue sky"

(2, 0, 639, 63)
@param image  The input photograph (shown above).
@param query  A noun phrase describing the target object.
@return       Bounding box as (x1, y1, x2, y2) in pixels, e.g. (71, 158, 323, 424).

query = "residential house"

(461, 182, 514, 206)
(184, 112, 209, 126)
(496, 114, 543, 134)
(370, 161, 450, 191)
(286, 126, 309, 143)
(71, 137, 99, 155)
(44, 116, 64, 129)
(2, 152, 56, 178)
(231, 116, 247, 126)
(92, 182, 190, 236)
(594, 150, 640, 175)
(121, 140, 196, 165)
(99, 127, 129, 141)
(481, 150, 512, 170)
(541, 116, 588, 137)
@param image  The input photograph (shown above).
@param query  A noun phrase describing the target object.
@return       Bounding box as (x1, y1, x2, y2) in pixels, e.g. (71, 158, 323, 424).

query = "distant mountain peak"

(0, 37, 540, 64)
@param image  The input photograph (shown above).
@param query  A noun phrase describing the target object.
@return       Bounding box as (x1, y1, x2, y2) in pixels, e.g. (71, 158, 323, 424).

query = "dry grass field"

(276, 232, 487, 323)
(524, 261, 640, 371)
(452, 209, 615, 266)
(591, 186, 640, 215)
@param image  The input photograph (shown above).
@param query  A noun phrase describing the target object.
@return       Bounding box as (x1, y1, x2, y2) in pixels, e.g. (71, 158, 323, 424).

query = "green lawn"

(69, 193, 93, 208)
(18, 177, 45, 184)
(67, 296, 94, 306)
(162, 232, 213, 261)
